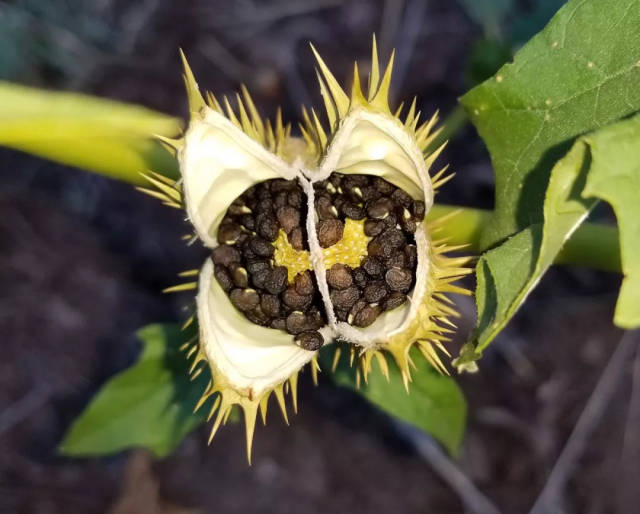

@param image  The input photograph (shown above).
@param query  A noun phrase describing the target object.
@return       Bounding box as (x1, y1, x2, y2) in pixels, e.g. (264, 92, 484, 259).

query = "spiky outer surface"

(139, 39, 471, 461)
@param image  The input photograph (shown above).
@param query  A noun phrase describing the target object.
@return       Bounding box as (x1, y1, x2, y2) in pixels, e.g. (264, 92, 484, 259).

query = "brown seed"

(265, 266, 288, 295)
(326, 263, 353, 290)
(230, 288, 260, 312)
(352, 303, 382, 328)
(270, 178, 296, 192)
(276, 206, 301, 233)
(347, 300, 367, 323)
(363, 280, 388, 303)
(411, 200, 426, 220)
(228, 200, 250, 216)
(217, 222, 242, 244)
(364, 219, 385, 237)
(383, 292, 408, 311)
(317, 219, 344, 248)
(385, 267, 413, 292)
(366, 197, 393, 219)
(286, 311, 309, 334)
(340, 201, 365, 220)
(256, 213, 279, 241)
(255, 198, 274, 214)
(229, 263, 249, 288)
(335, 308, 349, 322)
(352, 267, 368, 288)
(212, 245, 241, 267)
(283, 286, 313, 311)
(214, 265, 233, 292)
(400, 217, 417, 234)
(306, 307, 325, 329)
(362, 256, 384, 278)
(261, 294, 281, 318)
(249, 236, 275, 257)
(294, 330, 324, 351)
(294, 270, 315, 296)
(288, 227, 304, 250)
(330, 285, 361, 311)
(270, 318, 287, 330)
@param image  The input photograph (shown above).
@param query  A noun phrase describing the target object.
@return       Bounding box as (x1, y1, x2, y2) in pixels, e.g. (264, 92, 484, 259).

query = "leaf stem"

(428, 204, 621, 273)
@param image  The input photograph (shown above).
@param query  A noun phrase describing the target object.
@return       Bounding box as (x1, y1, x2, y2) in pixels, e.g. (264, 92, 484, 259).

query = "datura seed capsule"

(139, 38, 472, 462)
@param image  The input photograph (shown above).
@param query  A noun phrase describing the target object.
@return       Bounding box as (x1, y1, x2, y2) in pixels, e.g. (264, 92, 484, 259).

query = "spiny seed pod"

(140, 39, 471, 462)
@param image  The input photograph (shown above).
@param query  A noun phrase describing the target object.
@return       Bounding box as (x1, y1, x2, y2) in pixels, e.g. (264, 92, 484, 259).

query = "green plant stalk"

(427, 204, 621, 273)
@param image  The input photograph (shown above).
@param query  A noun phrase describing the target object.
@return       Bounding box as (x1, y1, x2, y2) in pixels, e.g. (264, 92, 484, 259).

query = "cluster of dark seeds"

(212, 179, 325, 351)
(314, 174, 424, 328)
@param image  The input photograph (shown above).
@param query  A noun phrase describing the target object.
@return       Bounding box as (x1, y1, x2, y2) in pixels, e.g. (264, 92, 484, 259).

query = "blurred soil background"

(0, 1, 638, 513)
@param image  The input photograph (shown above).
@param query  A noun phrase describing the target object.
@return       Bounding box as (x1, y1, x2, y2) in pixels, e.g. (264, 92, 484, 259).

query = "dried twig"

(530, 330, 638, 514)
(394, 422, 502, 514)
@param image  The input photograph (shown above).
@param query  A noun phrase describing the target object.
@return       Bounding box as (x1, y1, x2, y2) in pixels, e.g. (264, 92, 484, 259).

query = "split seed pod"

(141, 40, 471, 461)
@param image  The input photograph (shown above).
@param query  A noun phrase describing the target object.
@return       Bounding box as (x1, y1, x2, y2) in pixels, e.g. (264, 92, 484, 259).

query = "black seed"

(229, 263, 249, 288)
(288, 190, 303, 209)
(236, 233, 249, 247)
(373, 177, 396, 195)
(329, 174, 343, 187)
(363, 280, 388, 303)
(382, 212, 399, 228)
(246, 259, 270, 275)
(316, 195, 338, 220)
(228, 200, 249, 216)
(366, 197, 393, 219)
(240, 214, 255, 231)
(270, 178, 296, 192)
(383, 292, 408, 311)
(288, 227, 305, 250)
(230, 288, 260, 312)
(340, 201, 365, 220)
(212, 245, 241, 267)
(347, 300, 367, 323)
(326, 263, 353, 290)
(256, 213, 279, 241)
(276, 206, 300, 233)
(364, 219, 385, 237)
(352, 267, 368, 288)
(369, 228, 405, 258)
(249, 236, 275, 257)
(411, 200, 426, 220)
(335, 308, 349, 322)
(330, 285, 361, 311)
(255, 198, 274, 215)
(274, 191, 288, 208)
(392, 189, 412, 207)
(294, 271, 315, 296)
(214, 266, 233, 292)
(295, 330, 324, 351)
(217, 222, 242, 244)
(317, 219, 344, 248)
(286, 311, 309, 334)
(385, 250, 407, 269)
(306, 307, 325, 329)
(400, 217, 417, 234)
(362, 256, 385, 278)
(385, 267, 413, 292)
(265, 266, 288, 295)
(257, 186, 272, 200)
(283, 286, 313, 310)
(270, 318, 287, 330)
(261, 294, 281, 318)
(344, 175, 370, 188)
(360, 185, 382, 202)
(405, 245, 418, 269)
(352, 303, 382, 328)
(245, 306, 270, 326)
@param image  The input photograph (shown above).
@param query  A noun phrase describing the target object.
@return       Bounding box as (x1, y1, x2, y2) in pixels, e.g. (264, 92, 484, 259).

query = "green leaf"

(464, 114, 640, 360)
(461, 0, 640, 248)
(60, 324, 209, 458)
(322, 347, 467, 455)
(0, 81, 181, 184)
(582, 115, 640, 328)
